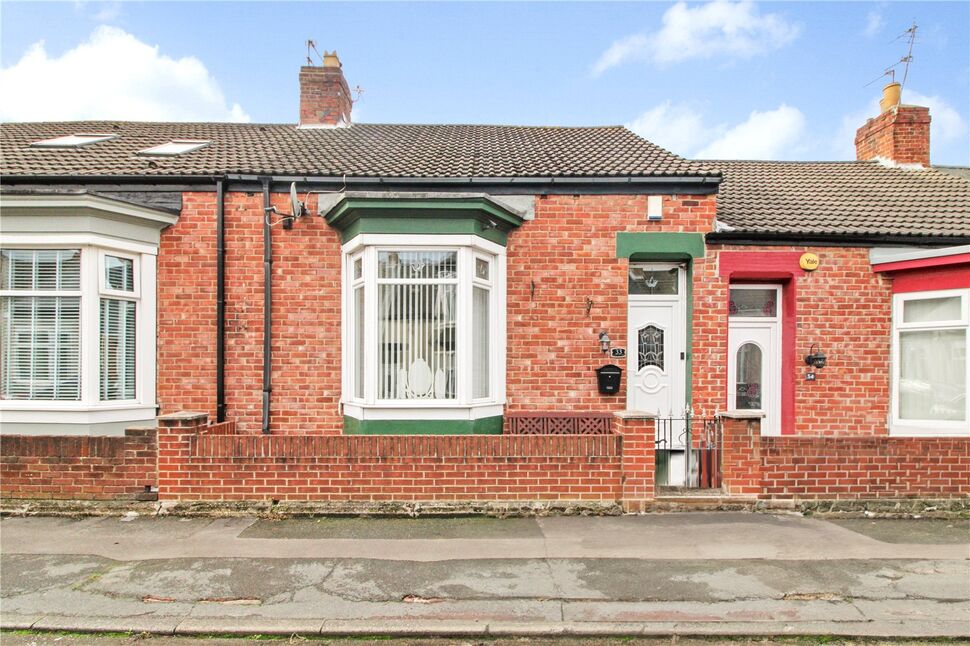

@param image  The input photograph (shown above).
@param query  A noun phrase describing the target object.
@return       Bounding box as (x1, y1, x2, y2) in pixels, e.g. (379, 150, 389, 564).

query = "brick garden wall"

(0, 429, 157, 500)
(157, 414, 622, 502)
(761, 436, 970, 499)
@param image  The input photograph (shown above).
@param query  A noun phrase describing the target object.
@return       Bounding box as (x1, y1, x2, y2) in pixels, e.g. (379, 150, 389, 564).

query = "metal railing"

(655, 414, 722, 489)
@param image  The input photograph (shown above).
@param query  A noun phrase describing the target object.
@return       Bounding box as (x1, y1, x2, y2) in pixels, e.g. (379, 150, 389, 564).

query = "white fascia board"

(0, 232, 159, 256)
(342, 234, 506, 256)
(870, 244, 970, 266)
(0, 193, 179, 228)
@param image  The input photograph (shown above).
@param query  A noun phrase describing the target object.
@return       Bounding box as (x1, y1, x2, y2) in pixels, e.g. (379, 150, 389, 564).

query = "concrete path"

(1, 513, 968, 638)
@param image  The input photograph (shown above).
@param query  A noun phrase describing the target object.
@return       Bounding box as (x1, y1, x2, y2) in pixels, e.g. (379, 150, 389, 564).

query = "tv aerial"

(865, 21, 919, 89)
(264, 182, 307, 230)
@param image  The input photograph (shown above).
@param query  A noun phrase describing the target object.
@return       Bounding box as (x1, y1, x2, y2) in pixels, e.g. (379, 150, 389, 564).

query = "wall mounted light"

(804, 344, 827, 370)
(599, 331, 611, 353)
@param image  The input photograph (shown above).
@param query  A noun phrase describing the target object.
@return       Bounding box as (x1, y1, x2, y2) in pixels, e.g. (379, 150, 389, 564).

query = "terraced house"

(1, 55, 968, 510)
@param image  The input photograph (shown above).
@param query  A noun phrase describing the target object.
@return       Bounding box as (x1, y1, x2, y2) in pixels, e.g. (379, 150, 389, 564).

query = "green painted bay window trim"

(343, 416, 504, 435)
(615, 232, 705, 261)
(323, 194, 525, 245)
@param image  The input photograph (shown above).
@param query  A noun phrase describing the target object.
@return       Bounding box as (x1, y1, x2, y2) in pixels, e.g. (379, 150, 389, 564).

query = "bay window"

(0, 244, 156, 432)
(343, 235, 505, 423)
(892, 288, 970, 435)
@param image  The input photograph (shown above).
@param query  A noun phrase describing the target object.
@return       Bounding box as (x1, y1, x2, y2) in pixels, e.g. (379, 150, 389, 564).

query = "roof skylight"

(30, 133, 118, 148)
(138, 140, 210, 156)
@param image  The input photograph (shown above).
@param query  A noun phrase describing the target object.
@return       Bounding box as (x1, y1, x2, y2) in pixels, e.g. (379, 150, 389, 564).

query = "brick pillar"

(157, 411, 208, 501)
(854, 105, 930, 167)
(615, 411, 656, 512)
(719, 412, 762, 496)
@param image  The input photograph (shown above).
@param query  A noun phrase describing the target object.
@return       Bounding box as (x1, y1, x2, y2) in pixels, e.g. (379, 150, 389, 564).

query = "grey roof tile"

(0, 121, 716, 178)
(710, 160, 970, 238)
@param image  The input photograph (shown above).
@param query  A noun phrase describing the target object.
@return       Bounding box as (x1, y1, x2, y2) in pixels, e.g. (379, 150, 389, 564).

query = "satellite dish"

(289, 182, 305, 219)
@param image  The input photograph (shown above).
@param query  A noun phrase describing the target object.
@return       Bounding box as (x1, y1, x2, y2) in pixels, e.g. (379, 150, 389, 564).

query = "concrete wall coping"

(157, 411, 209, 422)
(613, 410, 658, 420)
(717, 410, 766, 420)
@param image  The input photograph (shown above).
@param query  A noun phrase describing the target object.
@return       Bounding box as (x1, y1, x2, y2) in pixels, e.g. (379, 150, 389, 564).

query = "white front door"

(727, 285, 782, 435)
(627, 264, 686, 418)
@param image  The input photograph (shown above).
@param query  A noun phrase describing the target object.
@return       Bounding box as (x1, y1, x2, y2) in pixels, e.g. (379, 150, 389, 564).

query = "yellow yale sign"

(799, 253, 820, 271)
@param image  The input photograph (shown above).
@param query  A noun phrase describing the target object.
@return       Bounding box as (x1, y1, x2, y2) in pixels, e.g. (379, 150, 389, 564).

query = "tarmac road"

(1, 513, 967, 639)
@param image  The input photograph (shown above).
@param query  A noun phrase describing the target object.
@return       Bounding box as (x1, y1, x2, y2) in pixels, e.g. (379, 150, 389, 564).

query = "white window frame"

(341, 234, 506, 421)
(0, 237, 157, 425)
(891, 288, 970, 436)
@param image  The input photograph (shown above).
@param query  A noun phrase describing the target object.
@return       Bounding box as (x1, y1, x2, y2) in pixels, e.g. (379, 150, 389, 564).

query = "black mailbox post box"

(596, 364, 622, 395)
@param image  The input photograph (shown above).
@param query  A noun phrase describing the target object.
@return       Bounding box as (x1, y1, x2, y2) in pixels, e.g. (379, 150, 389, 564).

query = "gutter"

(705, 231, 970, 247)
(261, 178, 273, 434)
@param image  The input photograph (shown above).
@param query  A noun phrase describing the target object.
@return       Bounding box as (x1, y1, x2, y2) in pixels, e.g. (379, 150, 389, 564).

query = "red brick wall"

(0, 429, 157, 500)
(158, 191, 343, 435)
(157, 415, 622, 502)
(160, 193, 894, 439)
(693, 245, 892, 435)
(762, 436, 970, 499)
(854, 105, 931, 166)
(505, 194, 715, 414)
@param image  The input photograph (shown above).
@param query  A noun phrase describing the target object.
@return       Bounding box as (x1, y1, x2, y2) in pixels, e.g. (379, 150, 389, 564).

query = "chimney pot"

(879, 82, 902, 113)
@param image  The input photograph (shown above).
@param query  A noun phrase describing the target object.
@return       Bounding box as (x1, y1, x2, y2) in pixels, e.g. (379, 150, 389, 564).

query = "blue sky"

(1, 1, 968, 164)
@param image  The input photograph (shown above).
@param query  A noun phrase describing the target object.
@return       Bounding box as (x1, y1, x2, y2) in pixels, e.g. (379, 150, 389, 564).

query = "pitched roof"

(0, 121, 717, 179)
(711, 160, 970, 238)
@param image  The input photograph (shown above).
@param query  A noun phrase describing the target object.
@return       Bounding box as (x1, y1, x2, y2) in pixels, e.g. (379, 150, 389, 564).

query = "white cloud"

(625, 101, 712, 154)
(0, 26, 249, 122)
(863, 11, 884, 38)
(592, 1, 799, 75)
(904, 90, 968, 144)
(695, 105, 806, 159)
(627, 102, 806, 160)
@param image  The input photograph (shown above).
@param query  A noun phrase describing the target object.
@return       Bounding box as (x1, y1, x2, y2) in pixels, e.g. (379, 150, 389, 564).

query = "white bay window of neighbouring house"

(892, 289, 970, 435)
(1, 248, 141, 404)
(346, 243, 501, 411)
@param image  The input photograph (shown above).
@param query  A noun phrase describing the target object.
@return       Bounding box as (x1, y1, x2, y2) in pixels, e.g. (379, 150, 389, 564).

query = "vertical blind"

(100, 298, 136, 400)
(0, 250, 82, 400)
(377, 251, 457, 400)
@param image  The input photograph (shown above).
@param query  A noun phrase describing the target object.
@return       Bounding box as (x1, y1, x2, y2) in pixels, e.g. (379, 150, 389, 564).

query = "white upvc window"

(891, 288, 970, 436)
(0, 243, 157, 423)
(342, 234, 505, 420)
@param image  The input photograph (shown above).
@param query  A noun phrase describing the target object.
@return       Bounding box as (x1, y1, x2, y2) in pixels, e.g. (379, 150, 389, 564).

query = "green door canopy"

(616, 232, 706, 261)
(320, 192, 527, 245)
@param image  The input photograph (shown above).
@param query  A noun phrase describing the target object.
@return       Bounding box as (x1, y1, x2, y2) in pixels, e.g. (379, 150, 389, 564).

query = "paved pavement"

(1, 513, 968, 638)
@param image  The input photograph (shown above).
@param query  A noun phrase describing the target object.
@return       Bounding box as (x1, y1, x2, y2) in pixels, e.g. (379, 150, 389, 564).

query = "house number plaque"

(610, 348, 627, 358)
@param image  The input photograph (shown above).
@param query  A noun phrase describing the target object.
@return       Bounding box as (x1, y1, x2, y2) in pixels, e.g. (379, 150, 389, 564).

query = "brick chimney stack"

(299, 51, 352, 128)
(855, 82, 931, 167)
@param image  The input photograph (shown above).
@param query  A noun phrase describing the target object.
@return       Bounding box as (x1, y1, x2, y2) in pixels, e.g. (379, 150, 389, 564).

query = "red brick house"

(1, 57, 968, 508)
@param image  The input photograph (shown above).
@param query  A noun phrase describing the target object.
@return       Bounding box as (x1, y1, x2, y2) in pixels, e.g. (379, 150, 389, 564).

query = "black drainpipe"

(215, 178, 226, 423)
(261, 178, 273, 434)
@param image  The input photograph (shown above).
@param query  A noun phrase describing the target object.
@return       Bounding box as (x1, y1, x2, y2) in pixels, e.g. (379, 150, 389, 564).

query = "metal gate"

(655, 414, 722, 489)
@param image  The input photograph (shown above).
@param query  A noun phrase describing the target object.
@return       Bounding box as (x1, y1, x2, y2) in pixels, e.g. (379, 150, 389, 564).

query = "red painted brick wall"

(694, 245, 892, 435)
(505, 194, 715, 415)
(157, 416, 622, 502)
(0, 429, 157, 500)
(761, 436, 970, 499)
